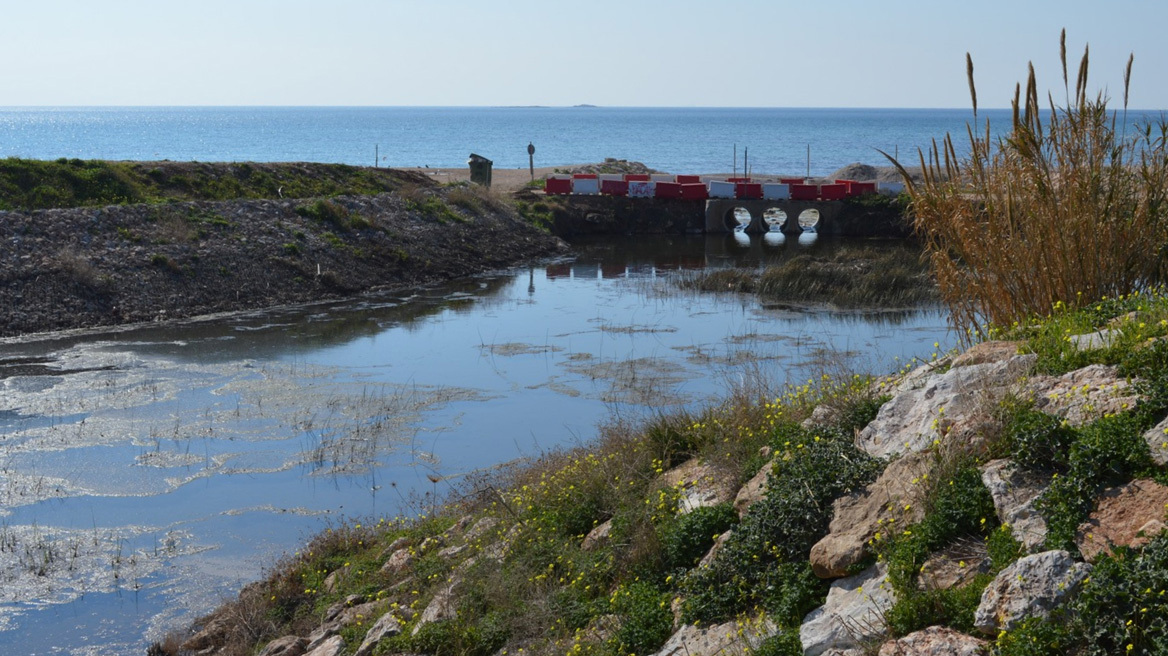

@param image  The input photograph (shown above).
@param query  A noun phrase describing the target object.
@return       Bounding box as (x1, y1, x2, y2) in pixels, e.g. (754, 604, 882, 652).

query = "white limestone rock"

(801, 564, 896, 656)
(973, 550, 1091, 634)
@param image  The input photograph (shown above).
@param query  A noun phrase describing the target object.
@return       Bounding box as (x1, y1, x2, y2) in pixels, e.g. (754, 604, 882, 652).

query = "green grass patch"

(0, 158, 409, 210)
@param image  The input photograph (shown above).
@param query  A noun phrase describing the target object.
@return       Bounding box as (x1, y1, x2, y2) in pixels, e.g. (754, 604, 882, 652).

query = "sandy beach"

(395, 161, 911, 193)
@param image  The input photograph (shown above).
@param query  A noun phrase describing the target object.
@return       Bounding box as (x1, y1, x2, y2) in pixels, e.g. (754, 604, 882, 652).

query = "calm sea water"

(0, 106, 1067, 175)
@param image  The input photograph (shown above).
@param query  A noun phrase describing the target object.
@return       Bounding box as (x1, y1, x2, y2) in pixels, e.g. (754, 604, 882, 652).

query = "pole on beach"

(744, 146, 748, 181)
(375, 144, 379, 168)
(733, 144, 737, 178)
(527, 142, 535, 181)
(806, 144, 810, 178)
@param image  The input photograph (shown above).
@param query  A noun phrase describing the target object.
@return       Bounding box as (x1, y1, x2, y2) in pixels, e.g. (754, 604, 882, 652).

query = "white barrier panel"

(878, 181, 905, 195)
(572, 178, 600, 195)
(628, 181, 656, 198)
(762, 183, 790, 200)
(598, 174, 622, 181)
(650, 174, 675, 182)
(708, 180, 736, 199)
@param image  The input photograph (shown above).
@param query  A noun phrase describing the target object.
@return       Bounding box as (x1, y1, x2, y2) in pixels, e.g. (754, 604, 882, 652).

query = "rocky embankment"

(171, 302, 1168, 656)
(0, 180, 566, 336)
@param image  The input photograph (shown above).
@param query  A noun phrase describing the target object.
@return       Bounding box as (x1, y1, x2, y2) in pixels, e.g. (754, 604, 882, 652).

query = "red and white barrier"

(762, 183, 790, 200)
(628, 181, 656, 198)
(708, 181, 735, 198)
(572, 177, 600, 195)
(601, 179, 629, 196)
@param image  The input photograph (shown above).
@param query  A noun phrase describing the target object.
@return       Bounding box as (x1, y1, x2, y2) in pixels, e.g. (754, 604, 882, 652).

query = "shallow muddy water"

(0, 234, 952, 654)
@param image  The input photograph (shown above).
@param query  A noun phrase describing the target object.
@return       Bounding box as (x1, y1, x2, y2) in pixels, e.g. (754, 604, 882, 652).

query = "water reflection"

(798, 231, 819, 246)
(763, 231, 786, 247)
(0, 235, 950, 654)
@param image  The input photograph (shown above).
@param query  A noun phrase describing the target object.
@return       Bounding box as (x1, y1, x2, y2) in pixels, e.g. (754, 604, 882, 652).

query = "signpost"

(528, 142, 535, 181)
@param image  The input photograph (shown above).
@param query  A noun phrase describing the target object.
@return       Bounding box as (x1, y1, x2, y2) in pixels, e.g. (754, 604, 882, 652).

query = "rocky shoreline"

(0, 184, 566, 338)
(167, 298, 1168, 656)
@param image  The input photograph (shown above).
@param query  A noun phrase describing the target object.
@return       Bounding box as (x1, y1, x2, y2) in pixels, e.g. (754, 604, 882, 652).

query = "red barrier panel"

(780, 177, 805, 185)
(850, 181, 877, 195)
(675, 175, 701, 184)
(624, 174, 650, 182)
(572, 173, 598, 179)
(545, 178, 572, 195)
(735, 183, 763, 199)
(790, 183, 818, 201)
(655, 181, 683, 199)
(679, 183, 708, 200)
(819, 183, 847, 200)
(601, 179, 629, 196)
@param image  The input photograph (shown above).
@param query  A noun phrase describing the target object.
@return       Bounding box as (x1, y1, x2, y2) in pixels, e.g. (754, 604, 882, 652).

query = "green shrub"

(885, 574, 991, 636)
(1040, 413, 1154, 551)
(751, 631, 804, 656)
(994, 616, 1077, 656)
(680, 423, 881, 624)
(880, 463, 998, 636)
(999, 405, 1076, 472)
(657, 503, 738, 571)
(986, 524, 1024, 570)
(1072, 533, 1168, 655)
(609, 582, 673, 656)
(296, 199, 352, 230)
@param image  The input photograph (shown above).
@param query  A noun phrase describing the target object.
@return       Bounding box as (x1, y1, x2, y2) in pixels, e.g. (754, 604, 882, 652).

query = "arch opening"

(763, 208, 788, 232)
(724, 207, 753, 232)
(797, 209, 821, 232)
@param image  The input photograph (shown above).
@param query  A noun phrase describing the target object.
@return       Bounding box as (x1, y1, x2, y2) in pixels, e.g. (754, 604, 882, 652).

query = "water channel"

(0, 234, 953, 655)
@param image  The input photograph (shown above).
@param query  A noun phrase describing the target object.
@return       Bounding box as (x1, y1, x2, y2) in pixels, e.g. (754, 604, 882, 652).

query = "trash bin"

(468, 153, 493, 187)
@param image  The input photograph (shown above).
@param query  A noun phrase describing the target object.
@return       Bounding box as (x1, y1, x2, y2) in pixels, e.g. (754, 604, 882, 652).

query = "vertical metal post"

(527, 142, 536, 181)
(744, 147, 749, 181)
(733, 144, 737, 178)
(806, 144, 810, 178)
(375, 144, 379, 168)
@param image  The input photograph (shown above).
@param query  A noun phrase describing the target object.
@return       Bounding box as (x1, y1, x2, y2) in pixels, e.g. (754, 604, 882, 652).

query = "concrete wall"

(528, 192, 910, 240)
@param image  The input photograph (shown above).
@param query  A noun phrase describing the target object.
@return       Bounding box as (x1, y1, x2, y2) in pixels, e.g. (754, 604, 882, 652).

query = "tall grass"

(886, 31, 1168, 339)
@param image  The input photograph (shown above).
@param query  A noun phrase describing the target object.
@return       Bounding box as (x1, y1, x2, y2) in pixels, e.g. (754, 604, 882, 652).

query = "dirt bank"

(0, 182, 566, 337)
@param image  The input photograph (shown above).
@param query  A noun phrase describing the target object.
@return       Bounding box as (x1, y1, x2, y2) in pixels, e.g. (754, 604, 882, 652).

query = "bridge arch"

(797, 209, 821, 232)
(724, 206, 753, 232)
(763, 208, 788, 232)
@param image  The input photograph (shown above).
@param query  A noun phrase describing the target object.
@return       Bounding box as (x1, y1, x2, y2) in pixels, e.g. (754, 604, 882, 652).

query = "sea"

(5, 105, 1156, 176)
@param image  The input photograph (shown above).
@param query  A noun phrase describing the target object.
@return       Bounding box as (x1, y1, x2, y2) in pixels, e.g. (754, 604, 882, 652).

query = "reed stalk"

(884, 32, 1168, 340)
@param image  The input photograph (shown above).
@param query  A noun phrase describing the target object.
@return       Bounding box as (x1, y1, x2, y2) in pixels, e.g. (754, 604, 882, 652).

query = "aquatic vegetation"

(680, 243, 938, 308)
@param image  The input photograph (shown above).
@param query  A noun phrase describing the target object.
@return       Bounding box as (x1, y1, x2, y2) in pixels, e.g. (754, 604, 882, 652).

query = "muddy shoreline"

(0, 187, 567, 337)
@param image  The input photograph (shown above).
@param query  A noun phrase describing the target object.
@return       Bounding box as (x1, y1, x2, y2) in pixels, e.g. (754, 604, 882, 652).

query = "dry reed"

(885, 30, 1168, 339)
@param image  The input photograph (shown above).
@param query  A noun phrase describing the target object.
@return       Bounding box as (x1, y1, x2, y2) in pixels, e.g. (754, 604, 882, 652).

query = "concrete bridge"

(704, 198, 844, 235)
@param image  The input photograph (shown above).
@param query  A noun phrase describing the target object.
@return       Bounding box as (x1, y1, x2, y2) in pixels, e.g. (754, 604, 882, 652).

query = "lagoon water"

(0, 106, 1039, 176)
(0, 234, 953, 654)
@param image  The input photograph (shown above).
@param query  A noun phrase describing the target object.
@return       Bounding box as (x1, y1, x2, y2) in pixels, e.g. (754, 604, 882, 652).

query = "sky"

(2, 0, 1167, 109)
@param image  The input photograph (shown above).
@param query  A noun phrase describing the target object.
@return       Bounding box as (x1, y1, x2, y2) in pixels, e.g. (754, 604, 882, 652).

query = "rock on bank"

(0, 187, 566, 336)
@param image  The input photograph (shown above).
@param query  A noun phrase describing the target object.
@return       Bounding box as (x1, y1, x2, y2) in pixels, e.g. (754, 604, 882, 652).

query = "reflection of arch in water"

(724, 207, 753, 231)
(763, 231, 786, 247)
(797, 231, 819, 247)
(763, 208, 788, 232)
(797, 209, 821, 232)
(732, 230, 751, 247)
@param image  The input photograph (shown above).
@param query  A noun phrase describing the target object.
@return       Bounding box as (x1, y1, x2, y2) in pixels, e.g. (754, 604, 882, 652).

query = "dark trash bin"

(468, 153, 493, 187)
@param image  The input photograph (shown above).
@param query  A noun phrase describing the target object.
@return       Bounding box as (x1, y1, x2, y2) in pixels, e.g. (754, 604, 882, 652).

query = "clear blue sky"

(3, 0, 1166, 109)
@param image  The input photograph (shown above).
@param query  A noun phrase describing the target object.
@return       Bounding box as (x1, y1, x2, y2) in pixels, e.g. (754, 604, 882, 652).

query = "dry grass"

(886, 30, 1168, 339)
